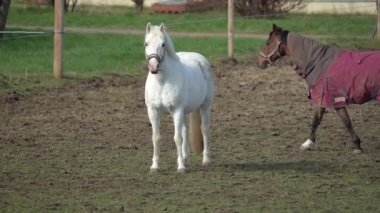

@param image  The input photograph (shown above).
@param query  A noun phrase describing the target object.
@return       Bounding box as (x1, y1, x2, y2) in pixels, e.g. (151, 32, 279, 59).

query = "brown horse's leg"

(310, 107, 326, 142)
(334, 107, 363, 153)
(301, 106, 325, 150)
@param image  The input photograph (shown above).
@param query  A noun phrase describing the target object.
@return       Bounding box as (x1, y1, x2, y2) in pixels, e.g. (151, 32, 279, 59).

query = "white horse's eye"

(144, 42, 148, 47)
(162, 43, 165, 47)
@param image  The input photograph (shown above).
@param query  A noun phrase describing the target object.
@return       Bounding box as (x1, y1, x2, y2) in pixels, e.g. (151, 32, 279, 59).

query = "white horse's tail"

(189, 109, 203, 153)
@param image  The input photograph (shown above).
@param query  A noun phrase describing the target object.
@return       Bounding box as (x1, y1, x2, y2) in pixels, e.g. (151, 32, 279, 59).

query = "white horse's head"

(144, 23, 166, 74)
(144, 23, 179, 74)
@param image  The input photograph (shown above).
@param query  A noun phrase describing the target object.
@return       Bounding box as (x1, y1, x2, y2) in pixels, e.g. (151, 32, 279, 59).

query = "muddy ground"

(1, 61, 379, 212)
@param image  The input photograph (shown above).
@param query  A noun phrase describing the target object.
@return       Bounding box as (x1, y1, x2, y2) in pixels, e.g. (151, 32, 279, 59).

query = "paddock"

(1, 60, 379, 211)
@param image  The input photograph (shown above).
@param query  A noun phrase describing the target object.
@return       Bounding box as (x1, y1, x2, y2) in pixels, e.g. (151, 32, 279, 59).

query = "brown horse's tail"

(189, 109, 203, 153)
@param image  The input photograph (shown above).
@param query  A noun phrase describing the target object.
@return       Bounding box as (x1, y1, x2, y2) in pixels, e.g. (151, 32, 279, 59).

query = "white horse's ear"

(159, 23, 165, 32)
(146, 23, 151, 33)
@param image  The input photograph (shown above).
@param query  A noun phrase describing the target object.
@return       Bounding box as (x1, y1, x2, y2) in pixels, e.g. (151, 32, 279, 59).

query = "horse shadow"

(220, 160, 337, 174)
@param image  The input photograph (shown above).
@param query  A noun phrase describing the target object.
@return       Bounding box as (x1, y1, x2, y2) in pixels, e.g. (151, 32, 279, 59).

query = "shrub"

(234, 0, 304, 17)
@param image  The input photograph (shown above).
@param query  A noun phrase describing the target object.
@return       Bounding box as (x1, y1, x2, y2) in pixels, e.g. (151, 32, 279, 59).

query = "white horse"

(144, 23, 214, 172)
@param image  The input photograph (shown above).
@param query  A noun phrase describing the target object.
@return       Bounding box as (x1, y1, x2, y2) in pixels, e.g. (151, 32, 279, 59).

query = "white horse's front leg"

(181, 121, 189, 164)
(147, 107, 161, 172)
(173, 110, 186, 172)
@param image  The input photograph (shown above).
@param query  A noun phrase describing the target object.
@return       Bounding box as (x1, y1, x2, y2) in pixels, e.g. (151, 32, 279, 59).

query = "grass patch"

(7, 4, 377, 35)
(0, 31, 263, 94)
(322, 37, 380, 50)
(1, 4, 379, 94)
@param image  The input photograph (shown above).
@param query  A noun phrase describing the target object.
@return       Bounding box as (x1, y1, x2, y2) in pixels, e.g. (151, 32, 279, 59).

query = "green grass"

(7, 4, 377, 35)
(0, 31, 263, 93)
(1, 3, 379, 94)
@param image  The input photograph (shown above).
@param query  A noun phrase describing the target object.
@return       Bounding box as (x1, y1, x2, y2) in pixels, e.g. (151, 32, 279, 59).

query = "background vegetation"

(0, 4, 379, 93)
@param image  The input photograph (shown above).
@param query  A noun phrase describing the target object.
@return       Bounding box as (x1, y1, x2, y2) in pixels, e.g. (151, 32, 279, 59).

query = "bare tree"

(65, 0, 78, 13)
(51, 0, 78, 12)
(235, 0, 304, 17)
(132, 0, 144, 12)
(0, 0, 11, 38)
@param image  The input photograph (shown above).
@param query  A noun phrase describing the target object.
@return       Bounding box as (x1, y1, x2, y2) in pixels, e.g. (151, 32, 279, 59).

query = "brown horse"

(257, 24, 380, 153)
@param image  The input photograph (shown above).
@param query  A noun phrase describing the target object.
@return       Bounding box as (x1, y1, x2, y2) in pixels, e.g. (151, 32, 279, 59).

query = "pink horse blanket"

(310, 50, 380, 107)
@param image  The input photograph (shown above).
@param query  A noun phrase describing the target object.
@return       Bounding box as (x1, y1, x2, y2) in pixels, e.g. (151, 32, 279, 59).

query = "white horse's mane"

(162, 29, 180, 61)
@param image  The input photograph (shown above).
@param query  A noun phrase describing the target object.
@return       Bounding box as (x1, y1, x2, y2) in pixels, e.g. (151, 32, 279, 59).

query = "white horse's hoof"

(149, 168, 159, 174)
(202, 154, 210, 166)
(177, 168, 186, 173)
(202, 160, 210, 167)
(150, 163, 159, 172)
(300, 139, 314, 151)
(202, 162, 210, 167)
(353, 149, 363, 154)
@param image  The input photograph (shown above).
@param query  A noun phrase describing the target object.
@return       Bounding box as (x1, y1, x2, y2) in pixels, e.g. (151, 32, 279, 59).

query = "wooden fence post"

(377, 0, 380, 40)
(54, 0, 64, 79)
(0, 0, 11, 38)
(228, 0, 234, 59)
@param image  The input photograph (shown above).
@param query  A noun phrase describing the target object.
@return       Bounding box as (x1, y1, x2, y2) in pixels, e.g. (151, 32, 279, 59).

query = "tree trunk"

(0, 0, 11, 38)
(132, 0, 144, 12)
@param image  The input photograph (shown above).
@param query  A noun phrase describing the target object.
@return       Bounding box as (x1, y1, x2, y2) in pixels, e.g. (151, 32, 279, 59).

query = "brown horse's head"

(257, 24, 289, 69)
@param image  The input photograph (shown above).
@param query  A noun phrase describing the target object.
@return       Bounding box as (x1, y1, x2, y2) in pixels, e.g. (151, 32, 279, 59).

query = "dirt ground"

(1, 60, 379, 211)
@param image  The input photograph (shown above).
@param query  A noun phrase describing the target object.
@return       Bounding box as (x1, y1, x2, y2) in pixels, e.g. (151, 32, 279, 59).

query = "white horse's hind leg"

(200, 105, 211, 166)
(173, 110, 186, 172)
(147, 107, 161, 171)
